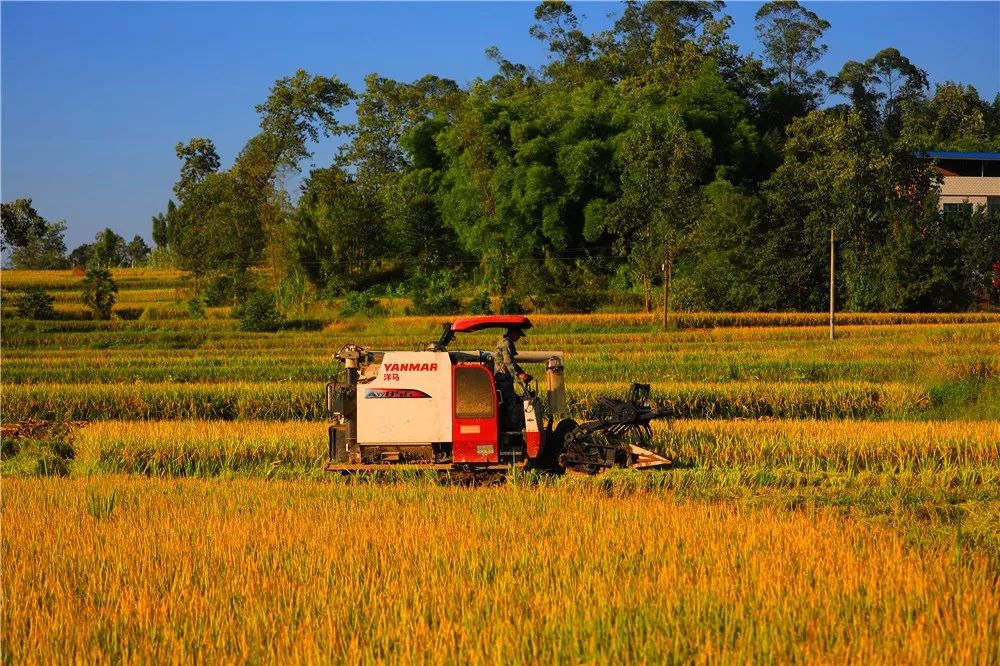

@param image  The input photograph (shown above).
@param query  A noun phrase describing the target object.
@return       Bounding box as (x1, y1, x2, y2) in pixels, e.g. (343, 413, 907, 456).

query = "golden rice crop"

(75, 420, 327, 476)
(583, 380, 933, 418)
(5, 321, 997, 387)
(3, 478, 997, 664)
(652, 418, 1000, 471)
(2, 352, 328, 384)
(69, 418, 1000, 478)
(0, 379, 934, 422)
(8, 317, 998, 354)
(5, 287, 183, 305)
(382, 311, 1000, 330)
(0, 268, 188, 291)
(0, 382, 325, 421)
(1, 303, 230, 320)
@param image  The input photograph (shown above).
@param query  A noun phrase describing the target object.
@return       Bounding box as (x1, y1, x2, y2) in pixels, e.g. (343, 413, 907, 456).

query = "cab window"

(454, 367, 494, 419)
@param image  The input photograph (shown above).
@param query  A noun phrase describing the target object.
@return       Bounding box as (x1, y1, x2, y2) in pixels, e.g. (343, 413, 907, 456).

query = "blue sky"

(2, 1, 998, 251)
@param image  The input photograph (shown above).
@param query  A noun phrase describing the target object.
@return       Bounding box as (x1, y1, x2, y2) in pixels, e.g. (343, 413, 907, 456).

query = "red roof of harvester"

(450, 315, 532, 333)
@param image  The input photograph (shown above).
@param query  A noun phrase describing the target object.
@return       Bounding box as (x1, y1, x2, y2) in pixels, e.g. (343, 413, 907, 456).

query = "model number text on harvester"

(365, 388, 431, 399)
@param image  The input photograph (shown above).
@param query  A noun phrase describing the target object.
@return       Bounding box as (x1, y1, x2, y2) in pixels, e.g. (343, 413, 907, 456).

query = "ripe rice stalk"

(649, 419, 1000, 472)
(75, 421, 326, 476)
(1, 382, 325, 421)
(3, 478, 997, 664)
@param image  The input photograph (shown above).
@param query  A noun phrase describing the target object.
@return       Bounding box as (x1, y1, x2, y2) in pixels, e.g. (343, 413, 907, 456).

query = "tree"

(867, 48, 928, 132)
(954, 205, 1000, 307)
(755, 1, 830, 103)
(1, 199, 47, 251)
(172, 171, 265, 283)
(389, 166, 462, 275)
(237, 69, 355, 188)
(90, 228, 129, 267)
(81, 268, 118, 320)
(762, 109, 908, 311)
(592, 1, 728, 93)
(9, 220, 69, 270)
(174, 139, 221, 201)
(901, 83, 996, 151)
(529, 1, 593, 85)
(291, 166, 388, 293)
(170, 70, 355, 296)
(126, 236, 151, 267)
(605, 104, 709, 317)
(151, 200, 178, 249)
(2, 199, 69, 269)
(884, 201, 968, 311)
(68, 243, 94, 268)
(338, 75, 455, 190)
(832, 48, 928, 136)
(688, 179, 770, 310)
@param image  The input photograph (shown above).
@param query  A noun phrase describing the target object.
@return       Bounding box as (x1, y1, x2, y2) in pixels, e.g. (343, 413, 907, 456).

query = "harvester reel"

(556, 384, 671, 473)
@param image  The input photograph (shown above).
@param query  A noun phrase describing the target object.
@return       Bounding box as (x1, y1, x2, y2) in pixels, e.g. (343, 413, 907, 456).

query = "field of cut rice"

(2, 269, 999, 662)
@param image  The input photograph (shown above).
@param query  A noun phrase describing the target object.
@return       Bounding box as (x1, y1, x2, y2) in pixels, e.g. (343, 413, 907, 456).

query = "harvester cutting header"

(325, 315, 670, 476)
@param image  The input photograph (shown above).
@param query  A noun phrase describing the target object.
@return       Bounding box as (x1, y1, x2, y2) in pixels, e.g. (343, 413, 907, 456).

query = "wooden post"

(829, 227, 835, 340)
(662, 261, 671, 330)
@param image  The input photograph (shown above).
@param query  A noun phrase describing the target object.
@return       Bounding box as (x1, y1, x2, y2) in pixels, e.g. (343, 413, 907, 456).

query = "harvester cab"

(325, 315, 670, 476)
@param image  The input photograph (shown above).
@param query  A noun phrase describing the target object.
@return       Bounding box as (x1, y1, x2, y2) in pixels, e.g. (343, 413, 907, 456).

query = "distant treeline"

(6, 1, 1000, 314)
(1, 202, 151, 271)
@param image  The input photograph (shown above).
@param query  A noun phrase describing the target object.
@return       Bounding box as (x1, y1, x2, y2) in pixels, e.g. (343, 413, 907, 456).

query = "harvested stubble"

(3, 478, 997, 664)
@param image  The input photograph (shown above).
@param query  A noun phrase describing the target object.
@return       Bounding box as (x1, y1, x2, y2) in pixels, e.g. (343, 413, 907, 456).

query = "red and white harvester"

(324, 315, 670, 477)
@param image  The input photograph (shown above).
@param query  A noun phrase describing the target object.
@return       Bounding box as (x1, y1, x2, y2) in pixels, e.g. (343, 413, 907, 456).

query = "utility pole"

(829, 227, 835, 340)
(661, 261, 671, 330)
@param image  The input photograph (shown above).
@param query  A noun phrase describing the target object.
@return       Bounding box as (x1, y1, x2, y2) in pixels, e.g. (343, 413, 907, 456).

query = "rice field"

(4, 479, 998, 664)
(70, 418, 999, 477)
(2, 268, 999, 663)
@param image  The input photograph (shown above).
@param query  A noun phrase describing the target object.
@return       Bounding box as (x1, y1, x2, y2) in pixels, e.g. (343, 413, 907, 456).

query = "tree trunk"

(642, 276, 651, 313)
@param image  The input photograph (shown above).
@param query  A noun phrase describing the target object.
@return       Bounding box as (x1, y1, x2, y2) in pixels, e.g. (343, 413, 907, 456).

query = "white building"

(925, 151, 1000, 215)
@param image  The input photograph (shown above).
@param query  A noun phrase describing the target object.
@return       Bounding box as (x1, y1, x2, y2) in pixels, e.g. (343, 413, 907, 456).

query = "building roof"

(921, 151, 1000, 160)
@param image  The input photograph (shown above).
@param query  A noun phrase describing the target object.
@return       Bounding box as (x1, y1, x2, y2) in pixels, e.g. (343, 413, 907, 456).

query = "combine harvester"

(324, 315, 671, 479)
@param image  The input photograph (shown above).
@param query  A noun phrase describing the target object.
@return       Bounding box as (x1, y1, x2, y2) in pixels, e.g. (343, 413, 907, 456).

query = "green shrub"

(0, 440, 72, 478)
(15, 288, 55, 319)
(114, 307, 144, 320)
(204, 275, 235, 307)
(238, 291, 285, 332)
(187, 297, 206, 320)
(543, 288, 599, 314)
(81, 268, 118, 320)
(409, 270, 461, 315)
(340, 289, 386, 318)
(466, 290, 492, 314)
(499, 295, 523, 314)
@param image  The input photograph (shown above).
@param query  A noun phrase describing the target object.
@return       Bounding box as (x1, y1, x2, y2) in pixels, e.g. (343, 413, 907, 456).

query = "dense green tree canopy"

(133, 1, 998, 314)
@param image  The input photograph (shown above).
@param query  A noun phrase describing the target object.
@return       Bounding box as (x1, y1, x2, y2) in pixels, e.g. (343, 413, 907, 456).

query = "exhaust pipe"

(546, 356, 566, 414)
